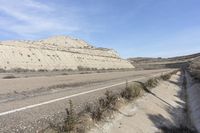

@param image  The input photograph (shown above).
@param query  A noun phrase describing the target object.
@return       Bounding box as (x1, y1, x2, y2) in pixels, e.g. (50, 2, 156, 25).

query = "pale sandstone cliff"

(0, 36, 134, 71)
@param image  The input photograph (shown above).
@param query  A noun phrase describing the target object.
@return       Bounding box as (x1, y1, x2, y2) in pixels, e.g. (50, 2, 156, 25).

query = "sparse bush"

(10, 68, 34, 73)
(67, 68, 73, 72)
(121, 83, 143, 100)
(0, 68, 6, 73)
(38, 69, 48, 72)
(91, 68, 98, 71)
(77, 66, 98, 71)
(91, 106, 103, 121)
(61, 73, 68, 75)
(77, 66, 88, 71)
(52, 68, 59, 71)
(3, 75, 17, 79)
(80, 72, 90, 74)
(84, 103, 94, 113)
(160, 70, 180, 81)
(64, 100, 77, 132)
(160, 74, 171, 81)
(99, 91, 118, 110)
(47, 84, 69, 90)
(145, 78, 159, 88)
(90, 91, 118, 121)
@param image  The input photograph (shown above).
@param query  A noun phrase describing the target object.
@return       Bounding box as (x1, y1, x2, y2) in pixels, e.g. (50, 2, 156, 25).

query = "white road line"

(0, 77, 146, 117)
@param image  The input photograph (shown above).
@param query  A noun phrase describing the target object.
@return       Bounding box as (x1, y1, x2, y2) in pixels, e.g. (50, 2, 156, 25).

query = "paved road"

(0, 69, 173, 133)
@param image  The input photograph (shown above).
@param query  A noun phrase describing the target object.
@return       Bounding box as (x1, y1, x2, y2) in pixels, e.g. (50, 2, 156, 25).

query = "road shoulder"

(89, 72, 193, 133)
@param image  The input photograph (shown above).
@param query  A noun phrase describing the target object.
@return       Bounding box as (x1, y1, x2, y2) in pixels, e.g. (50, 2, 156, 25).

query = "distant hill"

(128, 53, 200, 70)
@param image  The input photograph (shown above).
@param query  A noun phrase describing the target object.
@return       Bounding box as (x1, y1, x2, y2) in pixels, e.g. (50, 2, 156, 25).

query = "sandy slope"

(0, 36, 133, 70)
(90, 72, 189, 133)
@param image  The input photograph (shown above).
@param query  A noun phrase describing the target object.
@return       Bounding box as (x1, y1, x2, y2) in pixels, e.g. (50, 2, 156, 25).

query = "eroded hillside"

(0, 36, 134, 71)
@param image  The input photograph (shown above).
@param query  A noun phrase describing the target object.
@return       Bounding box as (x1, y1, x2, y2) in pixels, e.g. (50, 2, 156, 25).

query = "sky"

(0, 0, 200, 58)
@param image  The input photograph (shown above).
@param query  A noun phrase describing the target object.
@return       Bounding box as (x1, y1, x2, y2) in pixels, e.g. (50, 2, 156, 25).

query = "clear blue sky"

(0, 0, 200, 58)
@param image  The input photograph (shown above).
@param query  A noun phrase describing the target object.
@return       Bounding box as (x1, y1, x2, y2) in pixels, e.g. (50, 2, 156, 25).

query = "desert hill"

(0, 36, 134, 71)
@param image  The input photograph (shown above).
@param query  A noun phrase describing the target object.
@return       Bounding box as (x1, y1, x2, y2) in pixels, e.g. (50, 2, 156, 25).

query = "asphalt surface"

(0, 69, 173, 133)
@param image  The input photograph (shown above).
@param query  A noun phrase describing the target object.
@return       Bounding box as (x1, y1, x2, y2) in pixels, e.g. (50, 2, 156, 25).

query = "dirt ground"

(90, 72, 194, 133)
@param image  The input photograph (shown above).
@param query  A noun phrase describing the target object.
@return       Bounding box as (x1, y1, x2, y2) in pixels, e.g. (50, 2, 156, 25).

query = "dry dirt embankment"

(89, 71, 196, 133)
(185, 71, 200, 133)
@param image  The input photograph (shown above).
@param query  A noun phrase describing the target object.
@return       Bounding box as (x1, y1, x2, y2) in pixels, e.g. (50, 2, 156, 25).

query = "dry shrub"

(64, 100, 77, 132)
(75, 113, 93, 133)
(3, 75, 17, 79)
(160, 74, 171, 81)
(160, 70, 179, 81)
(38, 69, 48, 72)
(91, 91, 118, 121)
(0, 68, 6, 73)
(99, 91, 118, 110)
(121, 83, 143, 100)
(145, 78, 159, 88)
(91, 106, 104, 121)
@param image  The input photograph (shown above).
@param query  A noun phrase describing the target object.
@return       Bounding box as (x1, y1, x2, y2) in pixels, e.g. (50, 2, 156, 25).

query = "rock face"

(0, 36, 134, 71)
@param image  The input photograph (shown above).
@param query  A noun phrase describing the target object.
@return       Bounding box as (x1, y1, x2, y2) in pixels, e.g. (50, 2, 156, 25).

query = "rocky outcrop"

(0, 36, 134, 71)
